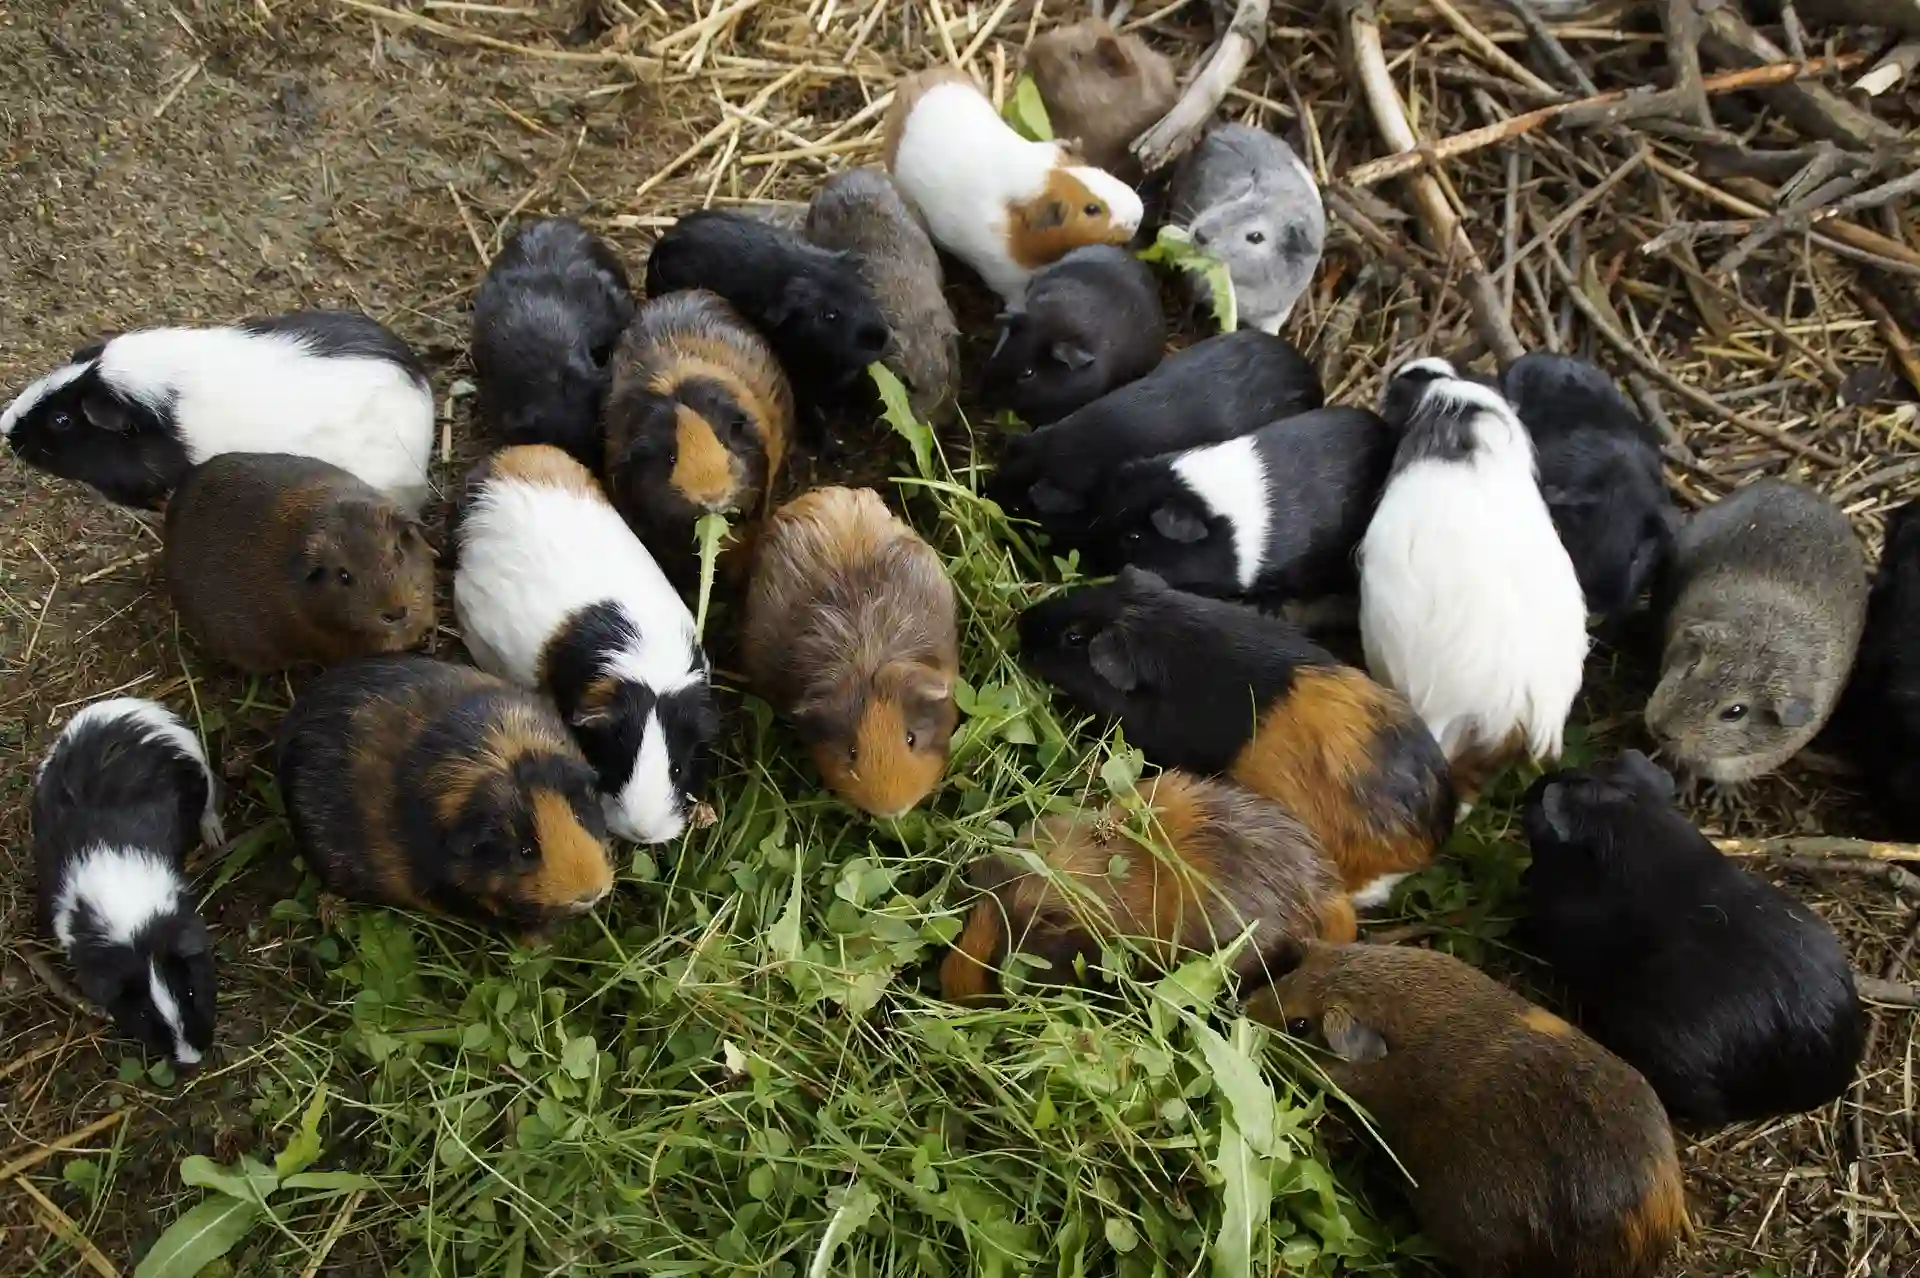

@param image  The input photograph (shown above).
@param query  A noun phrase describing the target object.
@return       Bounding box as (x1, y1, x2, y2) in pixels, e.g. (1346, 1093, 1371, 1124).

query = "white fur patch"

(0, 361, 91, 437)
(1065, 164, 1144, 236)
(1172, 435, 1270, 591)
(147, 960, 201, 1065)
(48, 698, 224, 845)
(1419, 375, 1522, 425)
(607, 709, 685, 844)
(1396, 356, 1457, 381)
(53, 846, 185, 951)
(1349, 871, 1411, 911)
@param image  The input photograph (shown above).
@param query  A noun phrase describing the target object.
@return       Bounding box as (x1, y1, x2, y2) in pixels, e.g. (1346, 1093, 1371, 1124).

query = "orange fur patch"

(814, 694, 946, 818)
(1619, 1158, 1690, 1275)
(1007, 168, 1132, 269)
(346, 693, 432, 908)
(528, 788, 614, 909)
(651, 337, 792, 481)
(488, 444, 606, 501)
(1521, 1006, 1575, 1038)
(1315, 894, 1359, 944)
(668, 403, 741, 509)
(431, 705, 580, 823)
(939, 902, 1004, 1002)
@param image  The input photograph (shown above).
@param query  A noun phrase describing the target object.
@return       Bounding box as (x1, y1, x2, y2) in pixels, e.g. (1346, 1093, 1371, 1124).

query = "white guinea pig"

(883, 68, 1144, 305)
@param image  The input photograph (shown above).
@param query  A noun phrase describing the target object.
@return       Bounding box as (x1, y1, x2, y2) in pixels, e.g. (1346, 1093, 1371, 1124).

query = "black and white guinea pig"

(1, 311, 434, 512)
(1522, 750, 1866, 1127)
(32, 698, 225, 1065)
(1087, 406, 1395, 600)
(1832, 498, 1920, 834)
(454, 445, 719, 844)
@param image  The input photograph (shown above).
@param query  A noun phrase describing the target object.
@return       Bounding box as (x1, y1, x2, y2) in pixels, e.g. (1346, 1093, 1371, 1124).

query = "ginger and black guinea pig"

(941, 769, 1355, 1001)
(32, 698, 225, 1067)
(471, 216, 636, 472)
(1646, 478, 1867, 783)
(1168, 123, 1326, 336)
(1020, 567, 1454, 909)
(164, 453, 435, 674)
(276, 655, 614, 935)
(1831, 498, 1920, 833)
(884, 68, 1144, 306)
(980, 244, 1165, 427)
(1246, 942, 1688, 1278)
(741, 486, 960, 818)
(1522, 750, 1865, 1127)
(601, 289, 795, 592)
(1025, 18, 1177, 181)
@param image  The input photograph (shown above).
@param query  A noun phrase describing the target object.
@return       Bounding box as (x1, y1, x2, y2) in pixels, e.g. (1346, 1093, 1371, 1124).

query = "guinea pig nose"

(1191, 229, 1209, 247)
(855, 323, 888, 353)
(381, 608, 409, 626)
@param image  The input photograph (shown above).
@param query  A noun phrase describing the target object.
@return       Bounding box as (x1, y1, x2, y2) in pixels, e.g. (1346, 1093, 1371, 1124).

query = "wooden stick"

(1714, 836, 1920, 863)
(1647, 157, 1920, 276)
(1495, 0, 1595, 94)
(1695, 2, 1905, 150)
(1130, 0, 1268, 173)
(0, 1113, 126, 1183)
(1855, 285, 1920, 402)
(1857, 40, 1920, 97)
(1855, 976, 1920, 1008)
(1426, 0, 1561, 100)
(14, 1177, 119, 1277)
(1659, 0, 1712, 127)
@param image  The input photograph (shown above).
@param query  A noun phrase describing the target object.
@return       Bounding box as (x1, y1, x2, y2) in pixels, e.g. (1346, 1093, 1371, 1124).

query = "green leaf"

(871, 363, 934, 480)
(1003, 74, 1053, 141)
(133, 1197, 264, 1278)
(178, 1155, 276, 1205)
(1104, 1216, 1140, 1255)
(693, 513, 732, 641)
(1031, 1090, 1058, 1131)
(274, 1085, 328, 1179)
(1098, 747, 1143, 798)
(1191, 1019, 1277, 1158)
(279, 1171, 377, 1194)
(1210, 1118, 1270, 1278)
(809, 1180, 881, 1278)
(561, 1034, 600, 1081)
(768, 851, 805, 965)
(1138, 225, 1237, 332)
(63, 1158, 102, 1202)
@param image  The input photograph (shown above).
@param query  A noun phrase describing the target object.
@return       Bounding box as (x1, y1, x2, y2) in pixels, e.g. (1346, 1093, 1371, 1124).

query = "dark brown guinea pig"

(163, 452, 434, 674)
(1026, 18, 1177, 180)
(601, 289, 794, 591)
(941, 770, 1356, 1002)
(275, 655, 614, 935)
(1248, 943, 1689, 1278)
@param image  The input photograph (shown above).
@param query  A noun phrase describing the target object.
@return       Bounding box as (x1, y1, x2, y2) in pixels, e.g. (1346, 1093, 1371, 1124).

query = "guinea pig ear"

(1028, 479, 1084, 516)
(1320, 1005, 1388, 1064)
(80, 390, 132, 433)
(1049, 341, 1094, 372)
(171, 916, 212, 959)
(1092, 34, 1134, 75)
(769, 275, 818, 325)
(1616, 749, 1676, 802)
(1768, 695, 1816, 729)
(1534, 781, 1579, 843)
(1116, 564, 1168, 593)
(1149, 504, 1209, 544)
(1087, 627, 1139, 692)
(1025, 199, 1068, 232)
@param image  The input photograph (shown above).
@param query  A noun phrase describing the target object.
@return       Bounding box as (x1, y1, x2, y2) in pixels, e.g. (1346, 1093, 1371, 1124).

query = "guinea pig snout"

(565, 884, 611, 914)
(853, 322, 889, 356)
(381, 606, 411, 628)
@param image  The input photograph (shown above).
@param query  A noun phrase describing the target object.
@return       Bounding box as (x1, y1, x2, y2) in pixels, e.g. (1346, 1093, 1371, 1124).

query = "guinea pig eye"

(847, 743, 860, 766)
(1285, 1017, 1313, 1038)
(1720, 703, 1749, 723)
(1016, 366, 1036, 382)
(51, 410, 74, 432)
(905, 730, 918, 750)
(1082, 202, 1103, 218)
(1062, 623, 1089, 648)
(822, 308, 840, 324)
(336, 568, 355, 587)
(1246, 230, 1267, 245)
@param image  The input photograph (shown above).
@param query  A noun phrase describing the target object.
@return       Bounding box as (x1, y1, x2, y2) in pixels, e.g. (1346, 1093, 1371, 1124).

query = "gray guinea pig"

(981, 245, 1165, 426)
(1169, 124, 1326, 336)
(1026, 18, 1177, 180)
(1647, 479, 1868, 782)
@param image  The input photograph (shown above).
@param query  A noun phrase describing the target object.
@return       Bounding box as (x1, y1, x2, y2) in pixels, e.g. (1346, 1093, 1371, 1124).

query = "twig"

(14, 1177, 119, 1278)
(1426, 0, 1561, 100)
(15, 945, 92, 1016)
(152, 59, 205, 120)
(1130, 0, 1268, 173)
(1659, 0, 1712, 126)
(297, 1189, 367, 1278)
(1794, 0, 1920, 39)
(1850, 911, 1919, 1162)
(1496, 0, 1595, 94)
(1857, 41, 1920, 97)
(1715, 165, 1869, 277)
(0, 1113, 126, 1183)
(1648, 157, 1920, 278)
(1854, 285, 1920, 402)
(330, 0, 662, 74)
(1626, 373, 1685, 449)
(1695, 2, 1905, 150)
(1771, 855, 1920, 900)
(1856, 976, 1920, 1008)
(1715, 836, 1920, 863)
(446, 184, 490, 267)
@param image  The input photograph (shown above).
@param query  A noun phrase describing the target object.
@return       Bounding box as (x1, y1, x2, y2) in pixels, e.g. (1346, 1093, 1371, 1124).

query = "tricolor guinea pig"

(1168, 123, 1326, 336)
(980, 244, 1165, 427)
(1025, 18, 1177, 180)
(1832, 498, 1920, 833)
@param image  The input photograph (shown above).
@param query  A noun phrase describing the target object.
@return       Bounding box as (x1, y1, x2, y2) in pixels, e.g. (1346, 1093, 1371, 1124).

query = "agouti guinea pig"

(454, 446, 719, 845)
(941, 769, 1356, 1001)
(2, 311, 434, 511)
(1361, 358, 1589, 794)
(980, 244, 1165, 427)
(276, 655, 614, 934)
(33, 698, 225, 1066)
(471, 216, 636, 471)
(1501, 352, 1677, 625)
(1832, 498, 1920, 833)
(1026, 18, 1177, 180)
(740, 486, 960, 817)
(1168, 123, 1326, 336)
(1522, 750, 1865, 1127)
(601, 289, 795, 591)
(1245, 942, 1688, 1278)
(884, 68, 1144, 305)
(1020, 567, 1455, 907)
(164, 452, 435, 674)
(1647, 478, 1868, 783)
(1087, 406, 1395, 600)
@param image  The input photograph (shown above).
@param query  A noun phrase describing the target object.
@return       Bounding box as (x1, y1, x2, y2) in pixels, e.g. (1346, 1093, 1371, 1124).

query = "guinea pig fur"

(1647, 478, 1868, 784)
(1, 310, 434, 512)
(1025, 18, 1177, 180)
(803, 168, 960, 425)
(741, 486, 960, 818)
(1522, 750, 1865, 1127)
(32, 698, 224, 1066)
(471, 217, 636, 472)
(601, 289, 795, 592)
(1832, 498, 1920, 832)
(980, 244, 1165, 427)
(1168, 123, 1327, 336)
(940, 769, 1356, 1002)
(1501, 352, 1678, 625)
(276, 655, 614, 933)
(991, 329, 1322, 536)
(1245, 942, 1688, 1278)
(1088, 406, 1395, 600)
(883, 68, 1145, 305)
(454, 445, 719, 845)
(164, 453, 435, 674)
(1019, 567, 1455, 908)
(1360, 358, 1590, 792)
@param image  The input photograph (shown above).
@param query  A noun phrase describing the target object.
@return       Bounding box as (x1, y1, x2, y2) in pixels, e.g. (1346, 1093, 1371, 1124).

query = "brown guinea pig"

(940, 770, 1356, 1002)
(601, 289, 795, 592)
(163, 452, 434, 674)
(740, 485, 960, 817)
(275, 655, 614, 935)
(1247, 943, 1689, 1278)
(1027, 18, 1177, 180)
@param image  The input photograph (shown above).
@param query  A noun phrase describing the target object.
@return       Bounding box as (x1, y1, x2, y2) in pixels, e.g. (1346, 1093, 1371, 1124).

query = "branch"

(1714, 835, 1920, 862)
(1660, 0, 1713, 127)
(1695, 1, 1906, 150)
(1855, 976, 1920, 1008)
(1794, 0, 1920, 37)
(1129, 0, 1269, 174)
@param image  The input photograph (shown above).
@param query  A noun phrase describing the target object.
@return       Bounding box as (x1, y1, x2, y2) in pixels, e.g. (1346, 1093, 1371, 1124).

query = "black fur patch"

(240, 310, 428, 385)
(4, 361, 187, 508)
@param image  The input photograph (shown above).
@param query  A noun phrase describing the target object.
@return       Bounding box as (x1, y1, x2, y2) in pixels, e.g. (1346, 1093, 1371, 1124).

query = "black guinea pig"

(1833, 498, 1920, 834)
(980, 244, 1165, 426)
(1522, 749, 1866, 1127)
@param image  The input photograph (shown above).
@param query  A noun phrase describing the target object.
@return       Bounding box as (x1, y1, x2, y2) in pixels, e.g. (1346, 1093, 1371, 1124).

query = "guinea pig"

(740, 485, 960, 818)
(643, 208, 889, 414)
(471, 216, 635, 471)
(979, 244, 1165, 427)
(1020, 567, 1455, 908)
(32, 698, 224, 1066)
(1522, 750, 1865, 1126)
(276, 655, 614, 934)
(1646, 478, 1868, 783)
(883, 68, 1144, 305)
(163, 453, 435, 674)
(1501, 352, 1677, 625)
(454, 445, 719, 845)
(1168, 123, 1326, 336)
(1245, 942, 1688, 1278)
(941, 769, 1356, 1001)
(1025, 18, 1177, 180)
(1087, 406, 1395, 600)
(991, 329, 1322, 538)
(1, 310, 434, 511)
(601, 289, 795, 592)
(803, 167, 959, 425)
(1360, 358, 1589, 793)
(1832, 498, 1920, 832)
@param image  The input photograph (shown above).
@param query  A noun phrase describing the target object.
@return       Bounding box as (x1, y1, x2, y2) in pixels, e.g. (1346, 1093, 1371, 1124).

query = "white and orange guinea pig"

(883, 68, 1144, 305)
